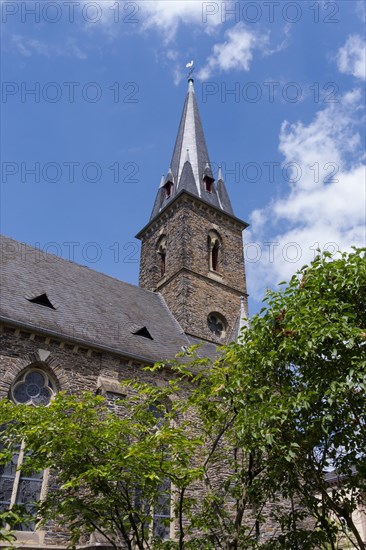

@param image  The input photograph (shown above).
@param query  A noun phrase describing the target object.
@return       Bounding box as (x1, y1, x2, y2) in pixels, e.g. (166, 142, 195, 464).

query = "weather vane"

(186, 60, 194, 80)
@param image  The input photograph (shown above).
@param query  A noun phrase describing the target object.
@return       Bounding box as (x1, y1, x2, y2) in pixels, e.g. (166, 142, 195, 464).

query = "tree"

(216, 247, 365, 549)
(0, 248, 365, 549)
(0, 387, 204, 549)
(0, 510, 26, 545)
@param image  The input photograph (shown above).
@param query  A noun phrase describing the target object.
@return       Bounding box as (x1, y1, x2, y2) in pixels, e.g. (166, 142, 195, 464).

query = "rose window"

(12, 369, 56, 406)
(207, 313, 227, 338)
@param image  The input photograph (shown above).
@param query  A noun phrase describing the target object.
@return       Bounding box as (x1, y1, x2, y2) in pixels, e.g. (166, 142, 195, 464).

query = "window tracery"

(0, 366, 56, 531)
(147, 402, 171, 541)
(207, 312, 227, 338)
(12, 369, 56, 406)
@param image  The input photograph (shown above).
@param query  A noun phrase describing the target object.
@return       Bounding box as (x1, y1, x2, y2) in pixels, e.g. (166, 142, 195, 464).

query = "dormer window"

(203, 162, 214, 193)
(164, 181, 173, 198)
(205, 178, 213, 193)
(27, 293, 55, 310)
(132, 326, 153, 340)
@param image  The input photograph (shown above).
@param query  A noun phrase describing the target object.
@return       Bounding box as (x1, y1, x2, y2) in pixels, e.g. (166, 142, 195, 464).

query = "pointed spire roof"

(216, 166, 234, 213)
(203, 162, 214, 181)
(149, 79, 236, 221)
(179, 159, 197, 195)
(165, 168, 174, 184)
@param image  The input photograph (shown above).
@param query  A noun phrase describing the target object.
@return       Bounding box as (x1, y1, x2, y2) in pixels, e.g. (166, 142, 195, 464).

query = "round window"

(11, 368, 56, 406)
(207, 313, 227, 338)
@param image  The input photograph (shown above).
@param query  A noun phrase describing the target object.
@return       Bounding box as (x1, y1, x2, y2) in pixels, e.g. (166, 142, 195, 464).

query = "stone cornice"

(135, 190, 249, 240)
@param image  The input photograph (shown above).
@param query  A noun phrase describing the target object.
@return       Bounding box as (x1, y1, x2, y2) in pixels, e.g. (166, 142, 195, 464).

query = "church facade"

(0, 79, 249, 547)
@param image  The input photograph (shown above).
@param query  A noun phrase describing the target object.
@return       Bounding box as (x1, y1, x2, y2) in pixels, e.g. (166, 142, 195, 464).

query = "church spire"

(150, 78, 235, 221)
(137, 77, 249, 344)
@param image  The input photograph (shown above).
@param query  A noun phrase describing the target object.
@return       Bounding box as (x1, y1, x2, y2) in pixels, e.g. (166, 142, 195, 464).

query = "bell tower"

(136, 79, 248, 344)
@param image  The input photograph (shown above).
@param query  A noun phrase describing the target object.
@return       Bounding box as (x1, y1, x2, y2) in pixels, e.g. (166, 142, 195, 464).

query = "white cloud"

(11, 35, 50, 57)
(70, 0, 225, 41)
(60, 38, 88, 60)
(263, 23, 291, 56)
(79, 0, 123, 38)
(337, 35, 366, 81)
(355, 0, 366, 23)
(11, 34, 87, 60)
(246, 90, 366, 304)
(198, 22, 269, 79)
(138, 0, 223, 42)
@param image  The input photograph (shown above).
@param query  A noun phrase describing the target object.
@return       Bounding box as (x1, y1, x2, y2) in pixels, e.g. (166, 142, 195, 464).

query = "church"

(0, 78, 249, 546)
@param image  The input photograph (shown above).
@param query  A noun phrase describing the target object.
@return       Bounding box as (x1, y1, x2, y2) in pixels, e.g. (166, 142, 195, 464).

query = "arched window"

(152, 476, 171, 541)
(207, 312, 227, 339)
(212, 240, 219, 271)
(11, 368, 56, 406)
(133, 402, 171, 542)
(148, 402, 171, 541)
(157, 236, 167, 277)
(0, 367, 57, 531)
(208, 230, 221, 272)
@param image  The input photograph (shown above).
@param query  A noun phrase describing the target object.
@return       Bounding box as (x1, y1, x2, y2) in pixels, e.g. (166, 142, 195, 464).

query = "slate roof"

(0, 235, 217, 364)
(150, 79, 235, 221)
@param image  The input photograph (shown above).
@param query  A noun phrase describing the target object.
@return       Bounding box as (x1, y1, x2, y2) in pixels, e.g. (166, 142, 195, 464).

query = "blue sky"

(1, 0, 365, 315)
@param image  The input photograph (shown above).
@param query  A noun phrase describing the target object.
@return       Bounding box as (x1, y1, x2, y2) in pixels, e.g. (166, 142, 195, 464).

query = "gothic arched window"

(148, 402, 171, 541)
(208, 231, 222, 272)
(212, 240, 219, 271)
(0, 367, 57, 531)
(157, 236, 167, 277)
(133, 402, 171, 542)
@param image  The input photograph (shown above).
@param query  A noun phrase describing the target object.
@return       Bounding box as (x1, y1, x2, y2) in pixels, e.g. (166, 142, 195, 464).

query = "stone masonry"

(138, 193, 248, 344)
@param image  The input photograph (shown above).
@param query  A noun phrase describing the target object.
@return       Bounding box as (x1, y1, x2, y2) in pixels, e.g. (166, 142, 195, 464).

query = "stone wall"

(0, 324, 175, 548)
(0, 324, 315, 548)
(138, 194, 248, 343)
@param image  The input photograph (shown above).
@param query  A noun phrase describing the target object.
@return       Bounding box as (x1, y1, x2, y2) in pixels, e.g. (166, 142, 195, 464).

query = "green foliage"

(219, 247, 366, 549)
(0, 248, 365, 549)
(0, 510, 24, 545)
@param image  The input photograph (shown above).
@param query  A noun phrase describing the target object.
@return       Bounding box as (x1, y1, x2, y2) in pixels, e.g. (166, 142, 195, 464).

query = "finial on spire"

(218, 165, 223, 181)
(185, 60, 194, 81)
(185, 148, 190, 163)
(159, 174, 165, 188)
